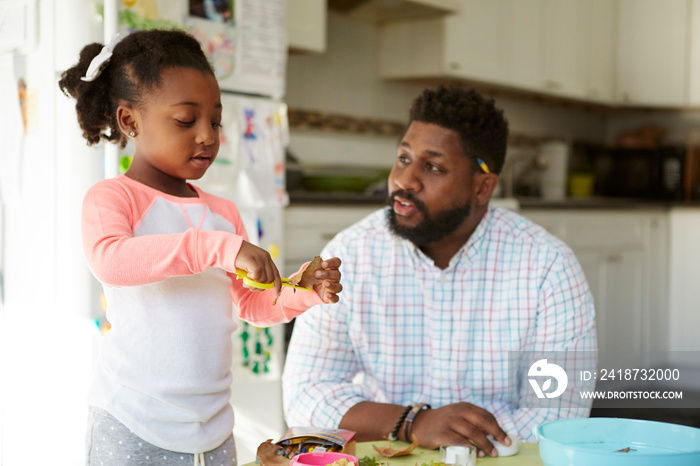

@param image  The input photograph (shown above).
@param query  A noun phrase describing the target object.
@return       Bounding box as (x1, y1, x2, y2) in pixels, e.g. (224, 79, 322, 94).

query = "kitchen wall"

(285, 11, 610, 169)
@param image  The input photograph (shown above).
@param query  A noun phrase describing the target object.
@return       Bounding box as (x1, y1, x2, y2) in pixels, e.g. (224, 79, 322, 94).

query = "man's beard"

(387, 190, 472, 246)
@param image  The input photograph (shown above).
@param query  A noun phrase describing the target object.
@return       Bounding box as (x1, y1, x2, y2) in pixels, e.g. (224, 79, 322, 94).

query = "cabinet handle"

(607, 254, 622, 263)
(544, 80, 561, 91)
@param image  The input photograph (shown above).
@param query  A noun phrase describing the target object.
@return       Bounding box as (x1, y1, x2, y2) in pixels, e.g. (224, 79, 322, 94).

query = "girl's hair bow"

(81, 33, 123, 82)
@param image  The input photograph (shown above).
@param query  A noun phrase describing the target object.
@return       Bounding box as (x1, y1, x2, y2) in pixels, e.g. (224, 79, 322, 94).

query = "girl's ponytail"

(58, 42, 122, 147)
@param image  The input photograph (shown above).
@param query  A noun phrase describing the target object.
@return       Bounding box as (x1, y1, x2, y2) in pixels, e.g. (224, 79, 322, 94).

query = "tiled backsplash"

(287, 108, 548, 170)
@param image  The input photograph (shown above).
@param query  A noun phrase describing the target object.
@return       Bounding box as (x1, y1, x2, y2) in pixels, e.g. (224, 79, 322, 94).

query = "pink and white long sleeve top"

(82, 175, 322, 454)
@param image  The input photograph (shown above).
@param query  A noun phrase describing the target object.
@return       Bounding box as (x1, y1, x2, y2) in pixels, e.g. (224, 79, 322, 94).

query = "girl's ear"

(474, 173, 500, 206)
(116, 104, 137, 137)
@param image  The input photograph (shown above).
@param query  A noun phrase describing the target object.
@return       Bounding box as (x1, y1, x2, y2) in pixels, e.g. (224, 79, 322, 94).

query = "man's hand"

(312, 257, 343, 303)
(411, 402, 510, 457)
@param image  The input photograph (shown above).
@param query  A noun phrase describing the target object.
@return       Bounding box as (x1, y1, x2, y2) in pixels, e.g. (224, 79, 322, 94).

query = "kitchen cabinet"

(522, 210, 668, 369)
(575, 250, 645, 366)
(287, 0, 327, 53)
(378, 0, 616, 103)
(378, 0, 532, 88)
(615, 0, 689, 107)
(541, 0, 587, 98)
(689, 0, 700, 105)
(578, 0, 617, 102)
(502, 1, 542, 91)
(336, 0, 458, 23)
(667, 209, 700, 359)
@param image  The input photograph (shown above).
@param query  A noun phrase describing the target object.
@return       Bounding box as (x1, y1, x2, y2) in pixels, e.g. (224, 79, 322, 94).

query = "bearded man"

(282, 86, 597, 457)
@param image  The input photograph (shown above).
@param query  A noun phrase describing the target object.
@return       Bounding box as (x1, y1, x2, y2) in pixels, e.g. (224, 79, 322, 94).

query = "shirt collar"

(387, 206, 494, 272)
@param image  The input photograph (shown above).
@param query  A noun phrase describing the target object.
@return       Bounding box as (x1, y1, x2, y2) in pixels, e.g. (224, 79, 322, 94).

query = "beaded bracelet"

(403, 403, 431, 442)
(388, 404, 413, 441)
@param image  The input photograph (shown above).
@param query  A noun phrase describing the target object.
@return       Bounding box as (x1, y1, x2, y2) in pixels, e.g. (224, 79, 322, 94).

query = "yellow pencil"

(477, 158, 490, 174)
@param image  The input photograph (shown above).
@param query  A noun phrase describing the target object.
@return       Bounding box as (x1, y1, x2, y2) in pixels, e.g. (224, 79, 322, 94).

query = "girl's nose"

(196, 123, 216, 146)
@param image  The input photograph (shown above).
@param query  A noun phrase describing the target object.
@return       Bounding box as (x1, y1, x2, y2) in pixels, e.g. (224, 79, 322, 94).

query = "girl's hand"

(312, 257, 343, 303)
(235, 241, 282, 297)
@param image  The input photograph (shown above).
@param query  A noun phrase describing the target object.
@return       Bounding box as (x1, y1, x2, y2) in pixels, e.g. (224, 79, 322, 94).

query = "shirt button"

(440, 276, 447, 284)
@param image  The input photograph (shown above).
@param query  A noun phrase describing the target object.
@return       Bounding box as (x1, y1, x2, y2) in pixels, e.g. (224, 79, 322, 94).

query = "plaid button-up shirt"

(283, 207, 597, 442)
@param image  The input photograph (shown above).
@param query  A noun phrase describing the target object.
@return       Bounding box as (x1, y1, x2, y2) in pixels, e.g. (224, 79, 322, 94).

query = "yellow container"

(568, 173, 595, 197)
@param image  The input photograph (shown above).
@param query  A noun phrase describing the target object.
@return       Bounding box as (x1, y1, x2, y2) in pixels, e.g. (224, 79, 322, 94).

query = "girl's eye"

(212, 122, 223, 130)
(176, 119, 195, 126)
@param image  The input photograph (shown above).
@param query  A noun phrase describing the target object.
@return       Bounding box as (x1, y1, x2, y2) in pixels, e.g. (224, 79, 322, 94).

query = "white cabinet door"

(444, 0, 545, 91)
(378, 0, 616, 103)
(541, 0, 588, 98)
(689, 0, 700, 105)
(377, 18, 444, 79)
(668, 209, 700, 355)
(616, 0, 689, 106)
(537, 0, 616, 101)
(502, 0, 543, 91)
(287, 0, 327, 53)
(442, 0, 511, 84)
(583, 0, 617, 102)
(576, 250, 645, 368)
(522, 209, 669, 369)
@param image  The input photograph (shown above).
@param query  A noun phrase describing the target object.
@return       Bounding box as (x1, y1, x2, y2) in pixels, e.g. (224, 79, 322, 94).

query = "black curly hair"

(58, 29, 215, 149)
(409, 86, 509, 175)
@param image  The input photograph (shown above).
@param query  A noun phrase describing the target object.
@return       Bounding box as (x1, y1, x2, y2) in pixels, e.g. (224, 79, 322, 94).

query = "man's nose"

(393, 165, 422, 192)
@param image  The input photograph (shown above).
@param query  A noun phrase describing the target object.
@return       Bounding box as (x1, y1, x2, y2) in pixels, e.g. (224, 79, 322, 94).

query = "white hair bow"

(81, 33, 123, 82)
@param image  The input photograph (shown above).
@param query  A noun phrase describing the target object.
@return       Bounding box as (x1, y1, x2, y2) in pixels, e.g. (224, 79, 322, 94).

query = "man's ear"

(116, 104, 137, 136)
(474, 173, 500, 206)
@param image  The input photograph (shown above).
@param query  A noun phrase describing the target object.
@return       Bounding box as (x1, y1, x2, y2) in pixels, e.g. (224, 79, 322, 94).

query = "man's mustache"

(389, 190, 428, 215)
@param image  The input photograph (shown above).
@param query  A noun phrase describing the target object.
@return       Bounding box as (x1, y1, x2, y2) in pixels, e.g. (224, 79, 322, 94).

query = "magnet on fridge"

(268, 243, 279, 260)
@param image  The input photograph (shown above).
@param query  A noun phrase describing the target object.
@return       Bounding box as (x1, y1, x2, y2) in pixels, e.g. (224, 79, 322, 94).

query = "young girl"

(58, 29, 342, 466)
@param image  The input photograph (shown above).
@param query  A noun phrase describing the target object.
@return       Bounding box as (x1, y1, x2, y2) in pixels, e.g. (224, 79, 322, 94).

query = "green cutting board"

(355, 441, 543, 466)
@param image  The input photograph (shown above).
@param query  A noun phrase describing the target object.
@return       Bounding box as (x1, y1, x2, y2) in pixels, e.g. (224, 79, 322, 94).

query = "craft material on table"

(275, 427, 357, 457)
(486, 434, 521, 457)
(440, 444, 476, 466)
(290, 452, 358, 466)
(355, 441, 541, 466)
(235, 269, 312, 290)
(254, 440, 542, 466)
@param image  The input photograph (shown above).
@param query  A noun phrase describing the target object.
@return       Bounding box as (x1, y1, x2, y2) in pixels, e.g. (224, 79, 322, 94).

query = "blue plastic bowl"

(536, 417, 700, 466)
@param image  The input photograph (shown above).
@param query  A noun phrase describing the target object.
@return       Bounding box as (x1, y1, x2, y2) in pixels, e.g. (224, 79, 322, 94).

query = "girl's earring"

(128, 130, 136, 138)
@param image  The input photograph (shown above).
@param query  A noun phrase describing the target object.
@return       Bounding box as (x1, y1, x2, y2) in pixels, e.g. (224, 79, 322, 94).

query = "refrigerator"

(0, 1, 290, 464)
